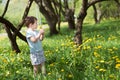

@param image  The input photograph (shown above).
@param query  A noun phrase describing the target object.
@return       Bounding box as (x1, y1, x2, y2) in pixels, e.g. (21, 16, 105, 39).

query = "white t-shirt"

(26, 29, 43, 53)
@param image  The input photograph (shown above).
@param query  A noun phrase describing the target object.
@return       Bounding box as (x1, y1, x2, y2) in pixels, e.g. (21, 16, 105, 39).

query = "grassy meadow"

(0, 19, 120, 80)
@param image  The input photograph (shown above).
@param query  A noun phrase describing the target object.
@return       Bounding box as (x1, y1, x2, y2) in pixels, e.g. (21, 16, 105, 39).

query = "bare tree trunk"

(93, 4, 98, 23)
(1, 0, 10, 17)
(65, 9, 75, 29)
(0, 0, 33, 53)
(35, 0, 58, 35)
(0, 17, 27, 53)
(74, 0, 87, 45)
(74, 0, 107, 45)
(64, 0, 75, 29)
(93, 3, 106, 24)
(4, 25, 20, 53)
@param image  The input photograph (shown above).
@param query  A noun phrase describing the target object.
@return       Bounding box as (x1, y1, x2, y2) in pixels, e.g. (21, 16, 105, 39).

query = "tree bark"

(64, 0, 75, 29)
(74, 0, 88, 45)
(65, 9, 75, 29)
(75, 0, 108, 45)
(93, 4, 98, 23)
(4, 25, 20, 53)
(0, 17, 27, 53)
(34, 0, 58, 35)
(1, 0, 10, 17)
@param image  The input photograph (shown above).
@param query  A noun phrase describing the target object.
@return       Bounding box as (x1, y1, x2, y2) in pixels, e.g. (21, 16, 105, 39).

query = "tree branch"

(17, 0, 34, 31)
(0, 16, 27, 43)
(1, 0, 10, 17)
(88, 0, 109, 8)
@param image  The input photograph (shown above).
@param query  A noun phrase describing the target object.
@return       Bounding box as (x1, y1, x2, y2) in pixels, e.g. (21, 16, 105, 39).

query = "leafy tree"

(93, 0, 120, 24)
(74, 0, 109, 45)
(34, 0, 59, 35)
(0, 0, 115, 53)
(0, 0, 33, 53)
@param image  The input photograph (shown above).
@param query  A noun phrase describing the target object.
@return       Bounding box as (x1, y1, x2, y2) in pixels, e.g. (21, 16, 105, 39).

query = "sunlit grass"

(0, 19, 120, 80)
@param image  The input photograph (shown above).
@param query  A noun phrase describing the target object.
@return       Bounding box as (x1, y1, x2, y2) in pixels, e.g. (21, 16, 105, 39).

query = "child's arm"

(30, 29, 44, 42)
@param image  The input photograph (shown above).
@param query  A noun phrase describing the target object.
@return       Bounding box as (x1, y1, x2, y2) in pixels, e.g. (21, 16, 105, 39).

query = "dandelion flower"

(3, 59, 8, 63)
(68, 74, 73, 78)
(97, 46, 102, 49)
(116, 58, 120, 62)
(50, 63, 54, 67)
(16, 70, 20, 74)
(48, 72, 51, 75)
(115, 64, 120, 69)
(94, 52, 100, 57)
(95, 66, 99, 69)
(58, 78, 62, 80)
(61, 69, 64, 72)
(99, 60, 105, 63)
(99, 68, 106, 72)
(109, 74, 116, 79)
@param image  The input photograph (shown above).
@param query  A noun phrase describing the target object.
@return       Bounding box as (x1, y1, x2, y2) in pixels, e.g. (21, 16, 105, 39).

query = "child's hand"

(40, 29, 44, 34)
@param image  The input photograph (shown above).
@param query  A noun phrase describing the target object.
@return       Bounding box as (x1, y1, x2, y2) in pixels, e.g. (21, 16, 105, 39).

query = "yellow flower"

(5, 71, 10, 76)
(109, 74, 116, 79)
(48, 72, 51, 75)
(99, 60, 105, 63)
(3, 59, 8, 63)
(97, 35, 100, 37)
(99, 68, 106, 72)
(108, 49, 113, 52)
(58, 78, 62, 80)
(56, 49, 58, 52)
(61, 43, 65, 46)
(11, 58, 15, 62)
(68, 74, 73, 78)
(16, 70, 20, 74)
(116, 58, 120, 63)
(61, 69, 64, 72)
(83, 46, 87, 50)
(112, 56, 118, 59)
(97, 46, 102, 49)
(95, 66, 99, 69)
(87, 46, 91, 49)
(113, 47, 118, 50)
(66, 62, 68, 64)
(50, 63, 54, 67)
(108, 37, 111, 40)
(115, 64, 120, 69)
(94, 52, 100, 57)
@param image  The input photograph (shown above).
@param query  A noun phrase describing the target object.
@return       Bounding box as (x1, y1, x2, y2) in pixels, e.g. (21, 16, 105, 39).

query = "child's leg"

(33, 65, 38, 76)
(40, 62, 46, 75)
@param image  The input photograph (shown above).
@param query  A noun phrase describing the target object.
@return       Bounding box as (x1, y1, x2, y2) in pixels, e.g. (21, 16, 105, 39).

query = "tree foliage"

(0, 0, 118, 52)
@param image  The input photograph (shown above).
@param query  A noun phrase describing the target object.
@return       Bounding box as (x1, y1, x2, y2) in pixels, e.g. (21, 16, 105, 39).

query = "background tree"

(93, 0, 120, 24)
(62, 0, 76, 29)
(0, 0, 33, 53)
(34, 0, 59, 35)
(74, 0, 109, 45)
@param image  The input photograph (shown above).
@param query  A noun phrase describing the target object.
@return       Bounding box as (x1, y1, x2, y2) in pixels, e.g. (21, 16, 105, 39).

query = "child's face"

(31, 20, 38, 30)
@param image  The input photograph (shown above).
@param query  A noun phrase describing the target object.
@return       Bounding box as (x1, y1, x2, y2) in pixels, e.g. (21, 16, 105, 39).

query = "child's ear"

(29, 23, 32, 27)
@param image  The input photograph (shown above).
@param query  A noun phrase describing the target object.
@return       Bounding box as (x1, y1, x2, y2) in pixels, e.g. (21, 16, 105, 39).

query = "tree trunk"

(65, 9, 75, 29)
(0, 17, 27, 53)
(35, 0, 58, 35)
(74, 0, 87, 45)
(93, 4, 98, 23)
(4, 25, 21, 53)
(93, 3, 103, 24)
(74, 0, 107, 45)
(47, 18, 58, 35)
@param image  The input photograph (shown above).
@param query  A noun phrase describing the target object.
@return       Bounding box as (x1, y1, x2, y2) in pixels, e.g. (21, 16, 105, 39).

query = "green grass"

(0, 19, 120, 80)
